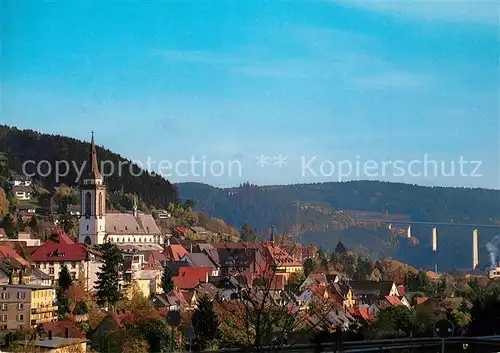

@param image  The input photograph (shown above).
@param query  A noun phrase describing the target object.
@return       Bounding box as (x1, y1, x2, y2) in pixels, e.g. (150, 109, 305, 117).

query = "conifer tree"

(191, 295, 220, 350)
(161, 262, 174, 294)
(95, 242, 123, 310)
(57, 264, 73, 316)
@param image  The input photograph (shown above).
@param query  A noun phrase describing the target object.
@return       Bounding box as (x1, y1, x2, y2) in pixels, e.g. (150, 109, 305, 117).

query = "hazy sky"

(2, 1, 499, 188)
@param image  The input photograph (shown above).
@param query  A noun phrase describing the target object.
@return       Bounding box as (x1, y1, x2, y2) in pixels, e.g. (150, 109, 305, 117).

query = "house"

(14, 336, 87, 353)
(299, 273, 328, 291)
(194, 282, 219, 300)
(16, 204, 37, 221)
(0, 232, 41, 247)
(163, 244, 189, 262)
(30, 229, 102, 290)
(172, 275, 199, 290)
(0, 284, 58, 330)
(10, 175, 32, 187)
(178, 267, 211, 283)
(330, 283, 356, 308)
(12, 185, 32, 201)
(216, 246, 263, 277)
(179, 252, 219, 276)
(262, 244, 303, 279)
(41, 320, 86, 338)
(349, 280, 399, 305)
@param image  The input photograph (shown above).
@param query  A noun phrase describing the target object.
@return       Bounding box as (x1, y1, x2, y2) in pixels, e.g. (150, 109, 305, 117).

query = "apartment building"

(0, 284, 58, 330)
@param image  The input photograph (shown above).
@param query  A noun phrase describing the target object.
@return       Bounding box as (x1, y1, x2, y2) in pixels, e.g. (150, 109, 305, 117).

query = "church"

(78, 133, 164, 248)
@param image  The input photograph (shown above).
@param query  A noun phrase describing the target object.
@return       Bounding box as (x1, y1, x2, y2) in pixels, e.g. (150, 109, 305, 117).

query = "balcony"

(31, 305, 58, 314)
(30, 316, 57, 325)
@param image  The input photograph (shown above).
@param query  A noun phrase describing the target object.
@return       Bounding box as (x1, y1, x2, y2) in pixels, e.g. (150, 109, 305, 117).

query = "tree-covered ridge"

(0, 125, 177, 210)
(176, 181, 500, 270)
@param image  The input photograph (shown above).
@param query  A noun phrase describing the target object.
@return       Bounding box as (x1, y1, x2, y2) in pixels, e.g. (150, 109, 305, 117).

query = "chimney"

(48, 330, 52, 340)
(473, 229, 479, 269)
(65, 327, 69, 338)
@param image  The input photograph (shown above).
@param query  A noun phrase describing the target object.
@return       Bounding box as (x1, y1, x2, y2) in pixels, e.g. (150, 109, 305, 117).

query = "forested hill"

(0, 125, 177, 209)
(177, 181, 500, 228)
(177, 181, 500, 270)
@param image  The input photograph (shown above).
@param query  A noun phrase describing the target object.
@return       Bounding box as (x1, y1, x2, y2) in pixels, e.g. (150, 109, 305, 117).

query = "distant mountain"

(0, 125, 177, 210)
(176, 181, 500, 270)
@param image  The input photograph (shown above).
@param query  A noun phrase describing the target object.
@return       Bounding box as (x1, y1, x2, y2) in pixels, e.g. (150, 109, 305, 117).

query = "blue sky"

(2, 1, 499, 188)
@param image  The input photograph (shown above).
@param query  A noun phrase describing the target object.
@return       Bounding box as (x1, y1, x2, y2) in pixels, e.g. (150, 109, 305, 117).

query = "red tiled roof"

(172, 275, 199, 290)
(264, 244, 302, 267)
(0, 245, 29, 267)
(269, 274, 285, 291)
(415, 296, 429, 305)
(52, 228, 75, 245)
(163, 244, 188, 262)
(31, 238, 88, 262)
(41, 320, 85, 338)
(385, 295, 404, 307)
(178, 267, 211, 283)
(168, 289, 189, 306)
(175, 226, 190, 234)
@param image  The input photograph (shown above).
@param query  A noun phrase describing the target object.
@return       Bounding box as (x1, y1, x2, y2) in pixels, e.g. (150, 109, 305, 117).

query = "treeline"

(0, 125, 177, 209)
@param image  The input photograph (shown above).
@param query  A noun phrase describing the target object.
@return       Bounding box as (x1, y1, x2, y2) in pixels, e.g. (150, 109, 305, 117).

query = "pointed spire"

(87, 131, 102, 180)
(270, 224, 275, 244)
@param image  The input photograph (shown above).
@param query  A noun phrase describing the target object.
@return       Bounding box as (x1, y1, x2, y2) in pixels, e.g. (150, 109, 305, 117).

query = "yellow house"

(127, 279, 151, 299)
(264, 244, 303, 280)
(1, 284, 58, 330)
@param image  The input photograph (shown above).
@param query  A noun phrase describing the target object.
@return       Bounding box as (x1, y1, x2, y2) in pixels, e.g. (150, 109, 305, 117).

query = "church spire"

(87, 131, 102, 180)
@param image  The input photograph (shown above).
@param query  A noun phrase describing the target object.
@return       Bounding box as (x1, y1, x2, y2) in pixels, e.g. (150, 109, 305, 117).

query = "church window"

(128, 238, 131, 242)
(125, 226, 128, 231)
(85, 192, 92, 216)
(98, 193, 103, 215)
(136, 227, 139, 231)
(86, 225, 89, 231)
(114, 226, 117, 231)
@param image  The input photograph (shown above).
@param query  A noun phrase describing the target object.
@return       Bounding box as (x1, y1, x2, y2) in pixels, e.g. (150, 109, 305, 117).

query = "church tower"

(78, 132, 107, 246)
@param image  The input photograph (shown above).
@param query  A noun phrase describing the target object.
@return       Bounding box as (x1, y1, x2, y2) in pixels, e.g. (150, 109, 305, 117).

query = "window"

(17, 303, 23, 310)
(1, 315, 6, 322)
(87, 225, 90, 231)
(98, 192, 103, 215)
(71, 272, 76, 279)
(49, 268, 54, 274)
(71, 262, 76, 269)
(1, 303, 7, 310)
(17, 314, 24, 322)
(17, 292, 26, 300)
(85, 191, 92, 216)
(125, 226, 128, 231)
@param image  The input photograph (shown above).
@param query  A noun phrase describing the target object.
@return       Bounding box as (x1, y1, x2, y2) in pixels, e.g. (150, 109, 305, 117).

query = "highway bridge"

(381, 220, 500, 229)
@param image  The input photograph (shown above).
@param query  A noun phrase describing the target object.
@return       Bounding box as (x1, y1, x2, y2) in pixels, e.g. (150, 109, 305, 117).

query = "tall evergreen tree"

(191, 295, 220, 350)
(161, 262, 174, 294)
(95, 242, 123, 310)
(56, 264, 73, 316)
(58, 264, 73, 291)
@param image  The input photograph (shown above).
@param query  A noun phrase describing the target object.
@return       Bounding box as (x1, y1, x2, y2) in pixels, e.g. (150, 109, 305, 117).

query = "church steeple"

(87, 131, 102, 180)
